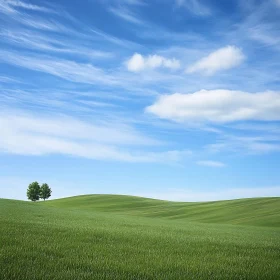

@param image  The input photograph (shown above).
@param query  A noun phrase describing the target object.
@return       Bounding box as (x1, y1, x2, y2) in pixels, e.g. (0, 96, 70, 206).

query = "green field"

(1, 195, 280, 279)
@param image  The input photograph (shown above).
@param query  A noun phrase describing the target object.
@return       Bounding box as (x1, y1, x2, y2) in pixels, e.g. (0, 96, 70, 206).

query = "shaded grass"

(0, 196, 280, 279)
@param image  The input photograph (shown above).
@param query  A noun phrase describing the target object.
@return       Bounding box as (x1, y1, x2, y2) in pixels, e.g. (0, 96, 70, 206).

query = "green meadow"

(0, 195, 279, 279)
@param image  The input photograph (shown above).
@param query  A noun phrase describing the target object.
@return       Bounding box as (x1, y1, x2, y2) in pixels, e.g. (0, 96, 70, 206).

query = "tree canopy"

(27, 182, 41, 202)
(40, 183, 52, 201)
(27, 182, 52, 201)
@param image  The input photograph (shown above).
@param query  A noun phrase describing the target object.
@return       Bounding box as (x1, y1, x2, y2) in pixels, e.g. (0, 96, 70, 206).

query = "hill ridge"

(46, 193, 280, 203)
(43, 194, 280, 227)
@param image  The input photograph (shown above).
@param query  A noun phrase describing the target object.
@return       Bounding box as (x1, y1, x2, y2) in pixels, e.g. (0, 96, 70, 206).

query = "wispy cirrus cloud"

(0, 88, 127, 124)
(229, 1, 280, 53)
(90, 27, 142, 48)
(248, 24, 280, 51)
(0, 75, 21, 83)
(0, 0, 17, 14)
(5, 0, 53, 13)
(109, 5, 144, 25)
(0, 49, 185, 94)
(0, 50, 116, 85)
(175, 0, 211, 16)
(0, 29, 113, 59)
(0, 111, 192, 163)
(0, 0, 98, 37)
(0, 4, 69, 33)
(0, 0, 52, 15)
(207, 134, 280, 155)
(0, 113, 158, 146)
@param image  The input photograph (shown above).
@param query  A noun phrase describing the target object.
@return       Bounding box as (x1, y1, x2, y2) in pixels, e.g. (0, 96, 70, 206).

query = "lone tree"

(27, 181, 41, 202)
(40, 183, 52, 201)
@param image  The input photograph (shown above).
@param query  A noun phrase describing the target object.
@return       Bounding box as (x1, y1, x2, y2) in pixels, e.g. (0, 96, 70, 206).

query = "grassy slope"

(45, 194, 280, 227)
(0, 196, 280, 280)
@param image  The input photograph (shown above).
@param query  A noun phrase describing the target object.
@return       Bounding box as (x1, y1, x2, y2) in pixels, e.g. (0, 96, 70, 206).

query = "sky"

(0, 0, 280, 201)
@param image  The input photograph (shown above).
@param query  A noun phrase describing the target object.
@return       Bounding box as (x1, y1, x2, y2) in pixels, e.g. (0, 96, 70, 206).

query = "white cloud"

(0, 0, 17, 14)
(0, 0, 54, 19)
(6, 0, 52, 13)
(0, 50, 116, 85)
(127, 53, 181, 72)
(186, 46, 245, 75)
(0, 113, 158, 146)
(0, 1, 85, 34)
(146, 89, 280, 123)
(0, 4, 68, 32)
(0, 112, 191, 163)
(196, 160, 225, 167)
(1, 50, 176, 89)
(127, 53, 145, 71)
(0, 29, 113, 59)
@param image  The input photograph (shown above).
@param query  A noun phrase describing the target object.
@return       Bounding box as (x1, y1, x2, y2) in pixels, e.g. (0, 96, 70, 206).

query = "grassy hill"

(1, 195, 280, 279)
(45, 194, 280, 227)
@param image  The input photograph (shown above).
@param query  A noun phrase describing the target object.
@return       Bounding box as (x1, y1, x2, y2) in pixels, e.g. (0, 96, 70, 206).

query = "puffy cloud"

(127, 53, 145, 71)
(127, 53, 180, 72)
(146, 89, 280, 123)
(186, 46, 245, 75)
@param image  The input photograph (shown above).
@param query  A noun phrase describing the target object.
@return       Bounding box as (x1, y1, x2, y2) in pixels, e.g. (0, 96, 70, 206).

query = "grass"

(0, 195, 280, 279)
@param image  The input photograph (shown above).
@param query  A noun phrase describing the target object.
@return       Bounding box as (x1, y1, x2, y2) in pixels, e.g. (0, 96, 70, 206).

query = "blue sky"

(0, 0, 280, 201)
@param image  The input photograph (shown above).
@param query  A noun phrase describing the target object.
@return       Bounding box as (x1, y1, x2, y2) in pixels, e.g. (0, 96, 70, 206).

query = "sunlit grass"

(0, 196, 279, 279)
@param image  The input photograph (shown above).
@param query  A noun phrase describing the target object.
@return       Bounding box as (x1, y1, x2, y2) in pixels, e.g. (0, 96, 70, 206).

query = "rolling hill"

(0, 195, 279, 279)
(45, 194, 280, 227)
